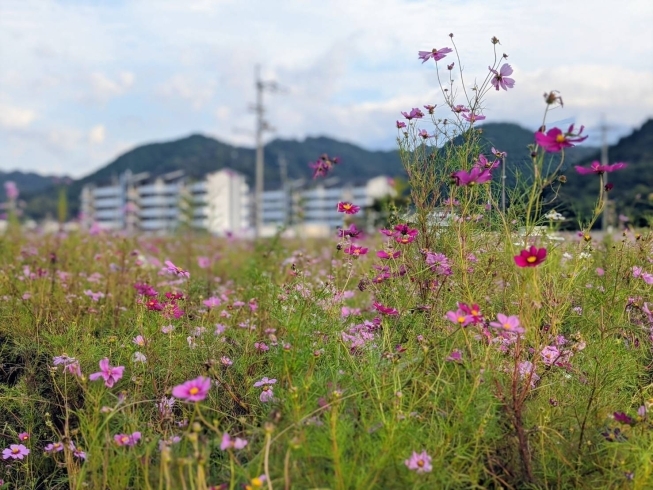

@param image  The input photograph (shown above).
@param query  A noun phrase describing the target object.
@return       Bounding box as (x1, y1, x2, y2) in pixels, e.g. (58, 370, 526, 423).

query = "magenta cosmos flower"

(418, 47, 453, 63)
(446, 308, 473, 327)
(535, 125, 588, 152)
(461, 112, 486, 123)
(337, 201, 360, 214)
(89, 358, 124, 388)
(575, 161, 627, 175)
(393, 224, 419, 244)
(373, 301, 399, 316)
(405, 450, 432, 473)
(172, 376, 211, 402)
(514, 246, 547, 267)
(114, 432, 141, 447)
(489, 64, 515, 91)
(3, 444, 29, 460)
(451, 167, 492, 186)
(254, 377, 277, 402)
(401, 107, 424, 120)
(343, 245, 368, 257)
(490, 313, 525, 334)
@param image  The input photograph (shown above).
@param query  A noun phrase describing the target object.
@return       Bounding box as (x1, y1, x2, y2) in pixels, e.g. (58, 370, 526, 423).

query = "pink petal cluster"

(490, 313, 525, 334)
(343, 245, 368, 257)
(2, 444, 29, 460)
(220, 432, 248, 451)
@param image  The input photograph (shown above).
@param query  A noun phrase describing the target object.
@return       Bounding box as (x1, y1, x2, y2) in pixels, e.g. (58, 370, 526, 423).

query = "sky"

(1, 0, 652, 178)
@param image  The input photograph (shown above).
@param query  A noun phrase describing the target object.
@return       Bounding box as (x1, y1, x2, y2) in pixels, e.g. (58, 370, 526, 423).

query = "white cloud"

(88, 124, 106, 145)
(0, 104, 37, 129)
(87, 71, 135, 103)
(156, 74, 216, 110)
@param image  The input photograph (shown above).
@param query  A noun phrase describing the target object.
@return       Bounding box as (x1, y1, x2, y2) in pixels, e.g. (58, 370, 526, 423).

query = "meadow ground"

(1, 222, 653, 490)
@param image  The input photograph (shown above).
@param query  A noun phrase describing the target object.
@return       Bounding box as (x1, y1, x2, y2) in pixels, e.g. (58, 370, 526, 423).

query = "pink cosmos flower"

(451, 104, 470, 113)
(197, 256, 211, 268)
(418, 129, 431, 139)
(254, 377, 277, 402)
(44, 442, 64, 453)
(338, 223, 363, 239)
(393, 224, 418, 244)
(18, 432, 29, 442)
(451, 167, 492, 186)
(541, 345, 560, 365)
(401, 108, 425, 120)
(373, 301, 399, 316)
(535, 125, 588, 152)
(459, 302, 483, 324)
(3, 444, 29, 460)
(203, 296, 222, 308)
(418, 47, 453, 63)
(474, 154, 500, 170)
(575, 161, 627, 175)
(4, 181, 19, 201)
(423, 104, 436, 114)
(337, 202, 360, 214)
(461, 112, 486, 123)
(491, 147, 507, 158)
(171, 376, 211, 402)
(490, 313, 525, 334)
(514, 246, 547, 267)
(89, 358, 125, 388)
(405, 450, 433, 473)
(343, 245, 368, 257)
(489, 63, 515, 91)
(446, 308, 473, 327)
(396, 120, 407, 129)
(446, 350, 463, 362)
(114, 432, 141, 447)
(376, 250, 401, 259)
(164, 260, 190, 278)
(220, 433, 248, 451)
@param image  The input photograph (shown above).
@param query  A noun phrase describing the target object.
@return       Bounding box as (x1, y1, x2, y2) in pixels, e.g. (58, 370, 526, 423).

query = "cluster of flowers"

(134, 280, 185, 319)
(309, 153, 341, 179)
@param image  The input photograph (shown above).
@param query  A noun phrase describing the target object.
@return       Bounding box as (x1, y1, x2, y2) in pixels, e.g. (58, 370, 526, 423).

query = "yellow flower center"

(417, 459, 424, 467)
(250, 477, 264, 488)
(189, 387, 199, 395)
(503, 323, 512, 330)
(121, 436, 129, 443)
(457, 316, 466, 323)
(526, 256, 537, 263)
(12, 447, 20, 454)
(555, 134, 566, 143)
(471, 310, 479, 316)
(343, 203, 351, 210)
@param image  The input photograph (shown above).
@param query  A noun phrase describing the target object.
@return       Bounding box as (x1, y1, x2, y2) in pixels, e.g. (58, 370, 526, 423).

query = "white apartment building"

(81, 169, 250, 235)
(81, 169, 395, 237)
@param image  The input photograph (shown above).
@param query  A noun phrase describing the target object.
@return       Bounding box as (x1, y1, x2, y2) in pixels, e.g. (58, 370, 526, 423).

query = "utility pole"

(599, 115, 615, 232)
(251, 65, 282, 238)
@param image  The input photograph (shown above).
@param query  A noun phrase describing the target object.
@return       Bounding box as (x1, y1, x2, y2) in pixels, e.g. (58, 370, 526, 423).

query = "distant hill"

(21, 120, 653, 224)
(0, 171, 70, 201)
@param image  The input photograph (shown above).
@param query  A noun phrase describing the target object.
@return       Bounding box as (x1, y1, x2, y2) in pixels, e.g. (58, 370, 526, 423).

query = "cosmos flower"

(535, 125, 588, 152)
(418, 47, 453, 63)
(489, 63, 515, 91)
(405, 450, 433, 473)
(171, 376, 211, 402)
(2, 444, 29, 460)
(575, 161, 627, 175)
(337, 202, 360, 214)
(514, 246, 547, 268)
(88, 358, 125, 388)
